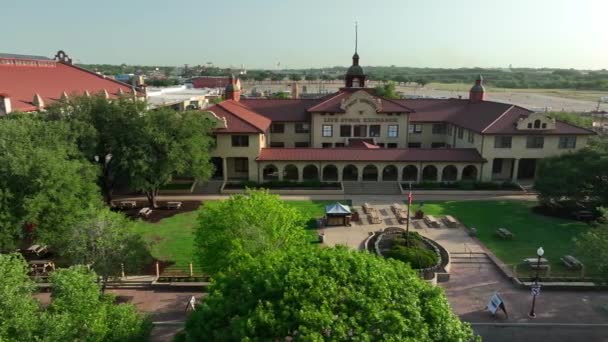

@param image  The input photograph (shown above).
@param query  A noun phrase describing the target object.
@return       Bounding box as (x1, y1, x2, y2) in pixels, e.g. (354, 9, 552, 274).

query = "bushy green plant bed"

(225, 180, 341, 190)
(385, 232, 439, 269)
(404, 181, 520, 191)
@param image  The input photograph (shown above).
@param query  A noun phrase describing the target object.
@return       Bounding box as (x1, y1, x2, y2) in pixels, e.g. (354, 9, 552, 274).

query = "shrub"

(386, 245, 439, 269)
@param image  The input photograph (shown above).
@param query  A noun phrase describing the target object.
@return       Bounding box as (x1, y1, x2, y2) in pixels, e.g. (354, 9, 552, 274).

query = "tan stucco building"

(203, 55, 594, 185)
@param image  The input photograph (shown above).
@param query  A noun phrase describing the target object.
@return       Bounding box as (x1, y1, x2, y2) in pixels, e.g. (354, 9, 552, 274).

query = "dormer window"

(528, 123, 532, 129)
(534, 120, 541, 129)
(542, 123, 547, 129)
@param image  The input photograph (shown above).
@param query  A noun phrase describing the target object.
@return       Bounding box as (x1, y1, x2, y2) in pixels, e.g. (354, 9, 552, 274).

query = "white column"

(222, 158, 228, 182)
(278, 165, 283, 181)
(511, 158, 520, 183)
(397, 166, 403, 182)
(298, 165, 303, 182)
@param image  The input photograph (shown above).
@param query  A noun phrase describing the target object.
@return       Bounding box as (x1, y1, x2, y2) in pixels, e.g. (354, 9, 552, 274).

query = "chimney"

(61, 91, 69, 102)
(291, 82, 299, 99)
(469, 74, 486, 103)
(224, 74, 241, 101)
(84, 90, 91, 97)
(102, 89, 110, 99)
(0, 94, 12, 115)
(33, 93, 45, 109)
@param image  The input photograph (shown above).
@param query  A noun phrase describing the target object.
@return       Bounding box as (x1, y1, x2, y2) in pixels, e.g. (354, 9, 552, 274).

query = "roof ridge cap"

(219, 100, 269, 132)
(481, 105, 515, 133)
(59, 63, 143, 95)
(306, 91, 344, 112)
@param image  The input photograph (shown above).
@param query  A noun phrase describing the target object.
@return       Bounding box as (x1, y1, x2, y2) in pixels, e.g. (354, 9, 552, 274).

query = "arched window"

(263, 164, 279, 181)
(462, 165, 478, 181)
(362, 165, 379, 181)
(283, 164, 299, 181)
(382, 165, 398, 181)
(322, 165, 338, 181)
(534, 119, 541, 129)
(402, 165, 418, 182)
(441, 165, 458, 182)
(342, 164, 358, 181)
(302, 165, 319, 181)
(422, 165, 438, 182)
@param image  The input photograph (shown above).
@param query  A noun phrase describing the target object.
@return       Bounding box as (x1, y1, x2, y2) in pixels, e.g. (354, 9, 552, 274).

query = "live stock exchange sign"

(322, 117, 399, 123)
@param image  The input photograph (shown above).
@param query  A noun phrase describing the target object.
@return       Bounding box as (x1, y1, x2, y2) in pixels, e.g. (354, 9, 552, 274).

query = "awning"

(325, 202, 351, 215)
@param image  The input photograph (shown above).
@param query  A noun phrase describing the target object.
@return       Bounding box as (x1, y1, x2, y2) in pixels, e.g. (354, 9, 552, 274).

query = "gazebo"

(325, 202, 352, 226)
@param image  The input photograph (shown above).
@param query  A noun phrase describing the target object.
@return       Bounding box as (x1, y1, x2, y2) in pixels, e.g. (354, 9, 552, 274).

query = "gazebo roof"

(325, 202, 351, 215)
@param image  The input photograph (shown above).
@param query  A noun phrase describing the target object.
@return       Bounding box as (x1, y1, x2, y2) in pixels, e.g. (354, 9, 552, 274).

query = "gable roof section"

(257, 148, 484, 163)
(207, 100, 271, 134)
(307, 88, 412, 113)
(0, 55, 141, 112)
(240, 98, 320, 121)
(400, 98, 594, 135)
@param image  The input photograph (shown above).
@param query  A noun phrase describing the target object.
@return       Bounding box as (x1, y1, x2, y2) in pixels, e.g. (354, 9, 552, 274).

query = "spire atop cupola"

(345, 21, 366, 88)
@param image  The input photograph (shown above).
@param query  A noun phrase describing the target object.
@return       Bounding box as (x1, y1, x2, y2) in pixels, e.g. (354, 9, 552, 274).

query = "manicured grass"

(419, 201, 590, 275)
(131, 200, 341, 270)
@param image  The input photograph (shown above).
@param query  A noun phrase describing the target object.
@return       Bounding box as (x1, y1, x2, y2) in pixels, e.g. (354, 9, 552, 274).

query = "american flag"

(407, 183, 413, 206)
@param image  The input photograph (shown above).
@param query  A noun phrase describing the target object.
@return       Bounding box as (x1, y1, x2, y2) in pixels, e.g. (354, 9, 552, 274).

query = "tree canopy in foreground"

(0, 254, 151, 341)
(194, 190, 308, 275)
(180, 246, 476, 341)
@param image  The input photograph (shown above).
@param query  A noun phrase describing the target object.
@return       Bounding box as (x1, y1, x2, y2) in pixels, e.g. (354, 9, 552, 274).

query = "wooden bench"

(362, 203, 374, 214)
(574, 210, 594, 221)
(443, 215, 459, 228)
(368, 211, 382, 224)
(166, 201, 183, 210)
(524, 257, 549, 270)
(424, 215, 440, 228)
(26, 244, 48, 257)
(561, 255, 583, 269)
(496, 228, 513, 239)
(139, 207, 153, 218)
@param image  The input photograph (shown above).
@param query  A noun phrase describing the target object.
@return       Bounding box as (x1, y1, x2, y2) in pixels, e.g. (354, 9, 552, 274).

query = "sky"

(2, 0, 607, 69)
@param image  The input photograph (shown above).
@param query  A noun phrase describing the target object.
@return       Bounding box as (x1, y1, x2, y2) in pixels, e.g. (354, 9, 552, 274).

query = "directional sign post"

(531, 284, 541, 296)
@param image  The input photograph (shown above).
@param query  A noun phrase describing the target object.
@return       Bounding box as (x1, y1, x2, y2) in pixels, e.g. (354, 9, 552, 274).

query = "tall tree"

(576, 227, 608, 282)
(194, 190, 308, 275)
(374, 81, 400, 99)
(180, 246, 476, 341)
(62, 208, 152, 290)
(119, 108, 215, 207)
(0, 115, 101, 250)
(45, 96, 145, 204)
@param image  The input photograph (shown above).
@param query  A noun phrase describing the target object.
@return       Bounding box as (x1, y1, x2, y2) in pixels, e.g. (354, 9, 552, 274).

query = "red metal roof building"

(0, 51, 142, 114)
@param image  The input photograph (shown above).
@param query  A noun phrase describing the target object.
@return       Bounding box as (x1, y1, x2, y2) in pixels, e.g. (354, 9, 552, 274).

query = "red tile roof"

(257, 148, 484, 162)
(206, 100, 271, 134)
(240, 98, 320, 121)
(307, 88, 413, 113)
(0, 56, 141, 112)
(191, 77, 231, 89)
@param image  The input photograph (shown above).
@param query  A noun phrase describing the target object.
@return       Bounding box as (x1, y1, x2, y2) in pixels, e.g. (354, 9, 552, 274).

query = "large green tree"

(0, 254, 39, 341)
(180, 246, 476, 341)
(45, 96, 145, 204)
(535, 146, 608, 207)
(576, 227, 608, 282)
(118, 108, 215, 207)
(0, 115, 101, 250)
(0, 255, 151, 342)
(41, 266, 151, 341)
(374, 81, 400, 99)
(62, 208, 152, 290)
(194, 190, 308, 275)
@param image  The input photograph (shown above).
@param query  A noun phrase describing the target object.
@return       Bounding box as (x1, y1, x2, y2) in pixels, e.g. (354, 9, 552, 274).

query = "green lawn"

(131, 200, 340, 271)
(420, 201, 590, 276)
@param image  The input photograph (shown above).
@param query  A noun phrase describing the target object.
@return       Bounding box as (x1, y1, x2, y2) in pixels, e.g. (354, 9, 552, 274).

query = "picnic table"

(118, 200, 137, 209)
(368, 211, 382, 224)
(166, 201, 183, 210)
(397, 211, 408, 224)
(574, 210, 594, 221)
(26, 244, 48, 257)
(362, 203, 375, 214)
(496, 228, 514, 239)
(28, 260, 55, 275)
(391, 203, 404, 214)
(424, 215, 440, 228)
(443, 215, 459, 228)
(139, 207, 153, 218)
(561, 255, 583, 269)
(524, 257, 549, 270)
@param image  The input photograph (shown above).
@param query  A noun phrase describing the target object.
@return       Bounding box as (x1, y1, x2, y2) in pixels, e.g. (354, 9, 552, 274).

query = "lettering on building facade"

(323, 117, 398, 123)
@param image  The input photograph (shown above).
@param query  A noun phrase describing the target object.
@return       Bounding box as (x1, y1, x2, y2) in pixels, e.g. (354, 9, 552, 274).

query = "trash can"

(318, 233, 325, 243)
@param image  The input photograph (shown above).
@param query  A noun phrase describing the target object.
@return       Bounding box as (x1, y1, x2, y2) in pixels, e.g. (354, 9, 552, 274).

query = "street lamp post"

(528, 246, 544, 318)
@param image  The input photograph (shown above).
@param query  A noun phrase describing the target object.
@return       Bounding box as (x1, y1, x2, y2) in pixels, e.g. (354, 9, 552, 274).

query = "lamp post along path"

(528, 246, 544, 318)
